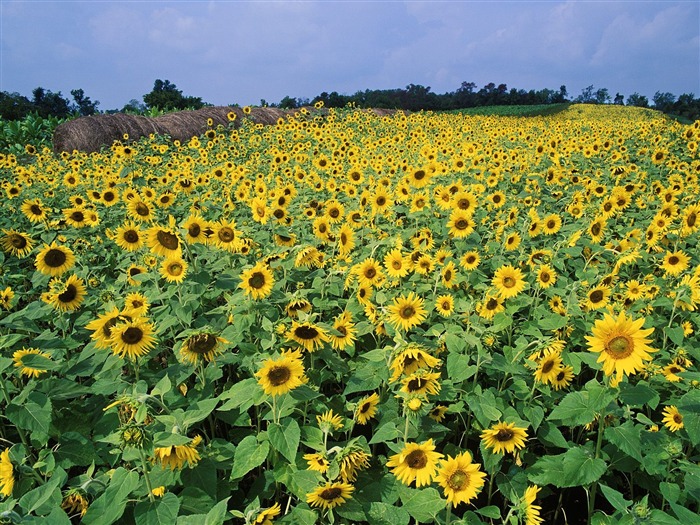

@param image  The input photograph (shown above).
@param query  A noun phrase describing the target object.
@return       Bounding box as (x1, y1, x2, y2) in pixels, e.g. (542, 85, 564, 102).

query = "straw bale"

(52, 106, 400, 154)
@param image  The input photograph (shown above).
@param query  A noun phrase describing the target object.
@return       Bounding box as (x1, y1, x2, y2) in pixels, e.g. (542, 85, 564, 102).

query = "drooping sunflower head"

(287, 321, 329, 352)
(180, 330, 228, 365)
(13, 348, 52, 378)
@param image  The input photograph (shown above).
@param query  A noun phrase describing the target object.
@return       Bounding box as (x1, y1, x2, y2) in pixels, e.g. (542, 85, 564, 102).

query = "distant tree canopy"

(142, 79, 205, 111)
(1, 79, 698, 122)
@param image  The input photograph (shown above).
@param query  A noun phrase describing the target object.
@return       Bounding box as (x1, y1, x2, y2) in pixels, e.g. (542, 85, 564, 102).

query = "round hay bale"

(52, 106, 399, 154)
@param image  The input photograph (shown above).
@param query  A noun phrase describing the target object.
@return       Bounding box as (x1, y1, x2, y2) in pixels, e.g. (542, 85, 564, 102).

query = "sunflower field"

(0, 103, 699, 525)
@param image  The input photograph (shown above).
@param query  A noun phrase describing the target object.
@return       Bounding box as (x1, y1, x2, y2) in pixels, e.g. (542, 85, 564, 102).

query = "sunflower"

(45, 274, 86, 312)
(542, 213, 562, 235)
(85, 308, 130, 349)
(492, 265, 526, 299)
(21, 198, 48, 223)
(285, 299, 312, 318)
(127, 197, 154, 222)
(337, 224, 355, 257)
(478, 294, 505, 320)
(370, 186, 392, 216)
(211, 218, 242, 252)
(239, 262, 275, 300)
(1, 229, 34, 258)
(329, 313, 357, 351)
(0, 287, 14, 310)
(317, 409, 344, 433)
(447, 209, 475, 238)
(389, 344, 441, 382)
(661, 250, 689, 277)
(306, 482, 354, 511)
(252, 503, 281, 525)
(256, 349, 306, 397)
(126, 264, 147, 286)
(535, 264, 557, 289)
(13, 348, 52, 378)
(123, 292, 149, 317)
(429, 405, 449, 423)
(584, 285, 611, 311)
(480, 421, 528, 454)
(521, 485, 544, 525)
(585, 311, 656, 380)
(661, 362, 685, 382)
(460, 250, 480, 271)
(661, 406, 684, 432)
(387, 292, 427, 332)
(401, 371, 442, 396)
(504, 232, 521, 251)
(435, 452, 487, 506)
(435, 294, 455, 317)
(152, 435, 202, 470)
(114, 221, 144, 252)
(63, 207, 91, 228)
(680, 204, 700, 237)
(180, 330, 227, 365)
(0, 448, 14, 497)
(355, 258, 384, 288)
(588, 216, 606, 243)
(355, 392, 380, 425)
(550, 365, 575, 390)
(441, 261, 458, 288)
(303, 452, 330, 473)
(533, 349, 563, 385)
(147, 220, 182, 258)
(338, 445, 371, 482)
(182, 214, 210, 245)
(287, 321, 329, 351)
(108, 318, 157, 360)
(386, 439, 443, 487)
(35, 242, 75, 276)
(160, 257, 188, 284)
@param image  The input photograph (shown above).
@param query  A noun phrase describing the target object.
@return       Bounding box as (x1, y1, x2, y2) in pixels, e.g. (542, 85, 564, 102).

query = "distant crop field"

(0, 103, 698, 525)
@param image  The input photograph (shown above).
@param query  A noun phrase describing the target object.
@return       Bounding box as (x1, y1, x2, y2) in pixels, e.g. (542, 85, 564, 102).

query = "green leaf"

(538, 314, 569, 330)
(134, 493, 180, 525)
(218, 378, 260, 412)
(475, 506, 502, 519)
(599, 484, 631, 511)
(399, 486, 445, 523)
(269, 418, 301, 464)
(548, 382, 615, 426)
(368, 501, 410, 525)
(664, 326, 685, 346)
(204, 497, 230, 525)
(678, 390, 700, 447)
(528, 447, 607, 488)
(445, 332, 467, 353)
(82, 468, 140, 525)
(151, 374, 172, 397)
(523, 405, 545, 432)
(182, 398, 219, 427)
(447, 352, 475, 383)
(18, 467, 66, 515)
(618, 382, 659, 409)
(278, 506, 318, 525)
(605, 421, 643, 462)
(231, 435, 269, 480)
(6, 391, 52, 443)
(537, 422, 569, 449)
(55, 432, 95, 468)
(369, 422, 401, 445)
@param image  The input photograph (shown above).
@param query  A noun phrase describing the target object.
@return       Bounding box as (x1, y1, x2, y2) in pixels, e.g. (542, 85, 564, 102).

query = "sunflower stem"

(445, 502, 452, 525)
(138, 447, 156, 502)
(587, 414, 606, 524)
(0, 378, 34, 459)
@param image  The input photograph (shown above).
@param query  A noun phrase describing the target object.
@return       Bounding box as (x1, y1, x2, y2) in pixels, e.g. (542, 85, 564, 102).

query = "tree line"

(1, 79, 698, 122)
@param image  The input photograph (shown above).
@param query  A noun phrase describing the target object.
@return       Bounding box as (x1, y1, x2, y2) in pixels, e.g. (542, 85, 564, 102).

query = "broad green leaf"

(278, 506, 318, 525)
(231, 435, 269, 480)
(204, 497, 230, 525)
(475, 506, 502, 519)
(269, 418, 301, 464)
(599, 484, 631, 511)
(369, 422, 401, 445)
(134, 493, 180, 525)
(678, 390, 700, 447)
(399, 485, 445, 523)
(528, 447, 607, 488)
(664, 326, 685, 346)
(82, 468, 140, 525)
(618, 382, 659, 409)
(447, 352, 475, 383)
(537, 422, 569, 449)
(538, 313, 569, 330)
(18, 467, 66, 515)
(445, 332, 467, 353)
(218, 378, 259, 411)
(605, 421, 643, 462)
(182, 398, 219, 427)
(6, 391, 52, 443)
(55, 432, 95, 468)
(368, 501, 410, 525)
(548, 382, 615, 426)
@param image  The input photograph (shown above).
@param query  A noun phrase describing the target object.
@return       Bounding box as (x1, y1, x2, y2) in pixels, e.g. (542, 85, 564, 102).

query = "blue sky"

(1, 1, 698, 111)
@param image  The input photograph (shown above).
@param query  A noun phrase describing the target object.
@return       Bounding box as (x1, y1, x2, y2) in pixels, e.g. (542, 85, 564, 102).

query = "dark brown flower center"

(268, 365, 291, 386)
(448, 470, 468, 490)
(124, 230, 139, 243)
(187, 334, 217, 354)
(319, 488, 342, 501)
(156, 230, 179, 250)
(44, 248, 67, 268)
(135, 203, 150, 216)
(405, 450, 428, 469)
(188, 223, 201, 237)
(295, 326, 319, 340)
(590, 290, 604, 303)
(495, 428, 514, 441)
(11, 234, 27, 248)
(401, 306, 416, 319)
(407, 378, 426, 392)
(30, 205, 43, 215)
(541, 359, 555, 374)
(121, 326, 144, 345)
(70, 211, 85, 222)
(218, 227, 235, 242)
(502, 277, 516, 288)
(248, 272, 266, 289)
(455, 219, 469, 230)
(58, 284, 77, 303)
(668, 256, 679, 265)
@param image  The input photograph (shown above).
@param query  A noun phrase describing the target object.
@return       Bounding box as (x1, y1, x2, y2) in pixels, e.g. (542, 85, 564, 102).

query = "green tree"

(32, 87, 71, 117)
(652, 91, 676, 112)
(70, 89, 100, 116)
(0, 91, 34, 120)
(143, 79, 204, 111)
(626, 93, 649, 108)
